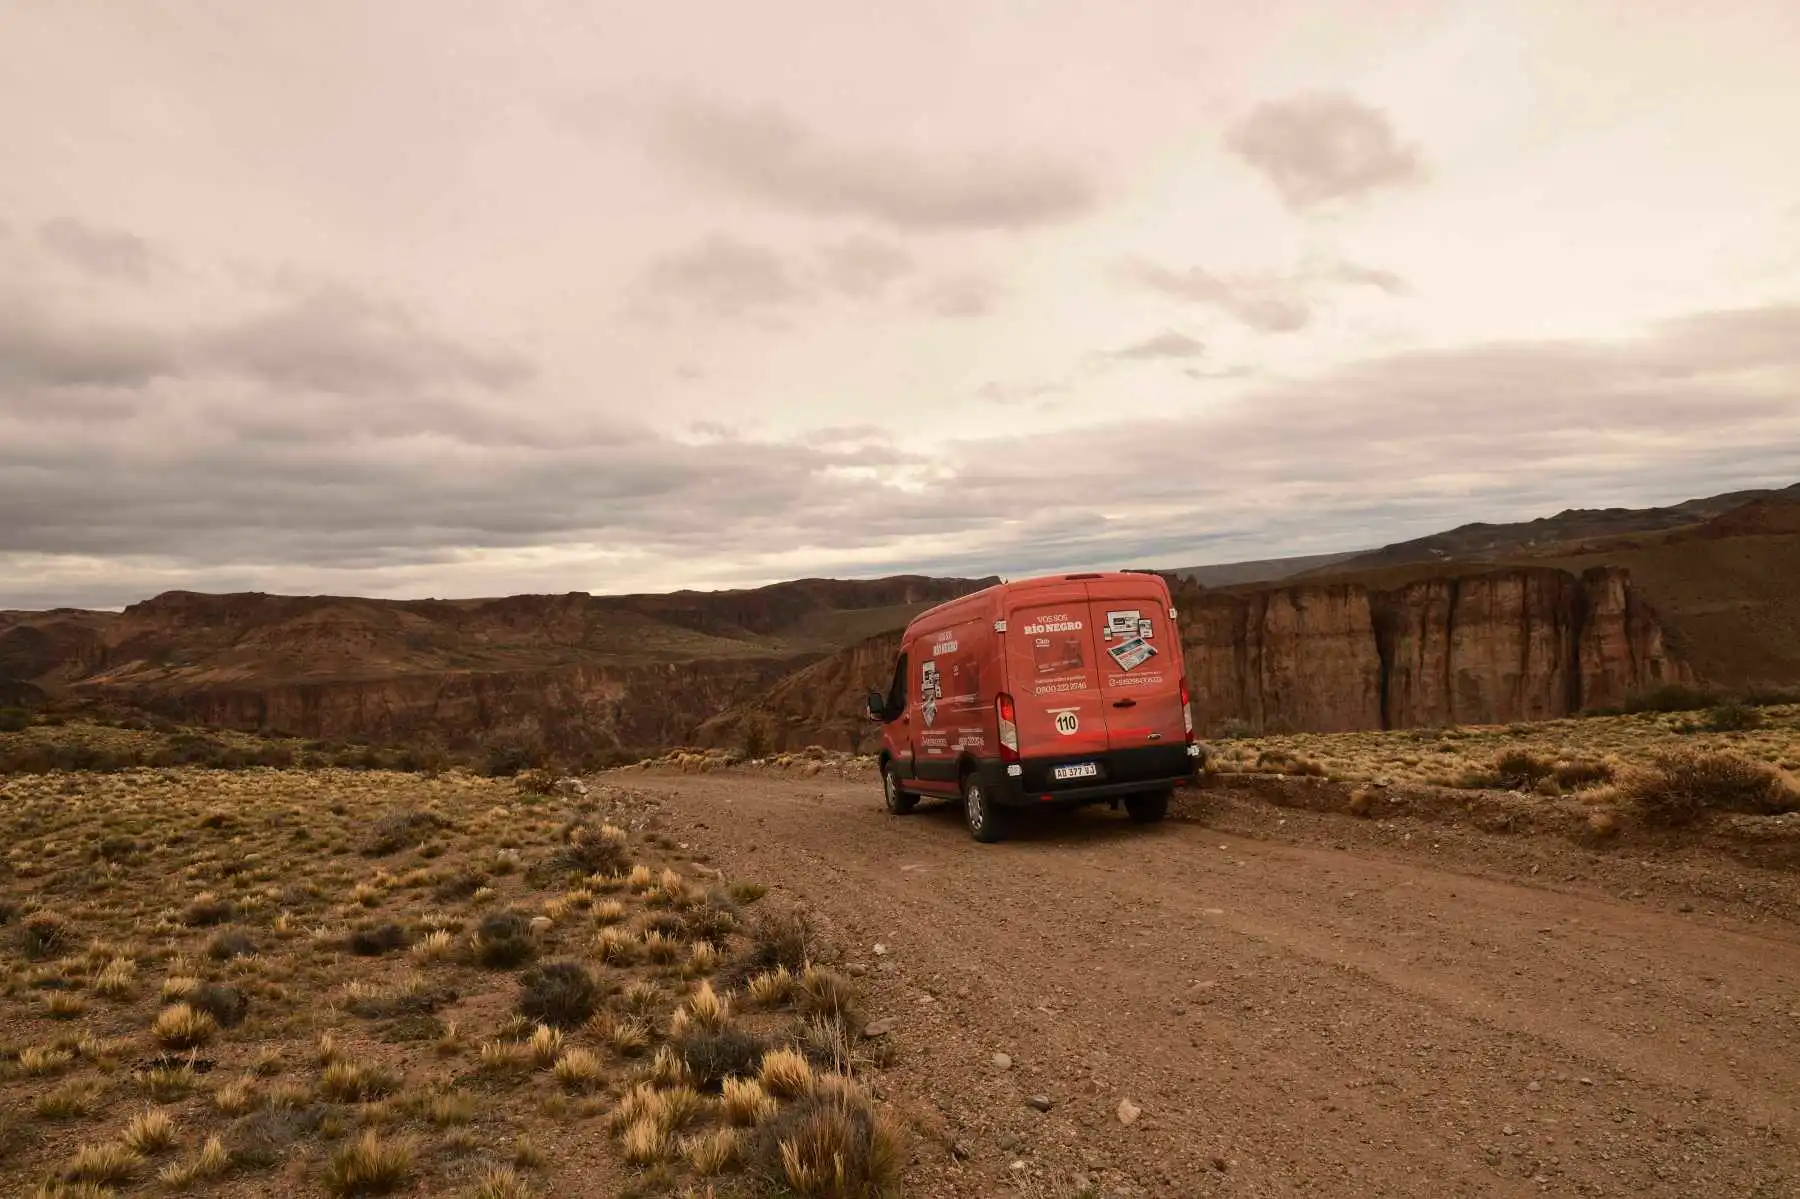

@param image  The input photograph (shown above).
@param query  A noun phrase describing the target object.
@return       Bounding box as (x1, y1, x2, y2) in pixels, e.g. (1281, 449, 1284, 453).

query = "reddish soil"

(615, 768, 1800, 1197)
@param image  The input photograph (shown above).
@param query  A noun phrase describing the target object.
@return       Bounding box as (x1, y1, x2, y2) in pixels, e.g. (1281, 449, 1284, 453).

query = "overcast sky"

(4, 1, 1800, 609)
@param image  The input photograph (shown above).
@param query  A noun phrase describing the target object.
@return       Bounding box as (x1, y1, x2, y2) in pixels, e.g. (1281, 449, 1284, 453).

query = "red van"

(865, 570, 1202, 842)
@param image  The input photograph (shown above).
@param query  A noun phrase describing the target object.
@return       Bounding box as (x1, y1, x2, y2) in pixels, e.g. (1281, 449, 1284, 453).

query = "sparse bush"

(1623, 683, 1718, 714)
(1553, 760, 1614, 790)
(472, 911, 536, 969)
(225, 1104, 326, 1169)
(20, 911, 68, 959)
(1707, 702, 1763, 732)
(550, 822, 630, 877)
(188, 982, 249, 1028)
(206, 928, 258, 961)
(737, 908, 814, 981)
(518, 961, 603, 1030)
(677, 1026, 770, 1092)
(365, 810, 446, 857)
(349, 923, 410, 957)
(552, 1047, 605, 1092)
(1492, 750, 1556, 787)
(1623, 748, 1798, 826)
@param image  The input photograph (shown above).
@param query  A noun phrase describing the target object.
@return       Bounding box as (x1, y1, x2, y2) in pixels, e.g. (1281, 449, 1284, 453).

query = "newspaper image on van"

(1108, 635, 1157, 672)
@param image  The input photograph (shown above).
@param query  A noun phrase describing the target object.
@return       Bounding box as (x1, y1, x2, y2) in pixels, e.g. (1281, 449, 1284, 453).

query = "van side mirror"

(865, 690, 886, 722)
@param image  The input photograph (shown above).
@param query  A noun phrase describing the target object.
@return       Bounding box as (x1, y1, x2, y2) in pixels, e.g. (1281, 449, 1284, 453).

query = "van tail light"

(996, 693, 1020, 763)
(1180, 677, 1194, 742)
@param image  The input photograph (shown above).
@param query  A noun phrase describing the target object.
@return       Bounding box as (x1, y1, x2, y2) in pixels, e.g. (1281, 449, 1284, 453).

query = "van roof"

(901, 570, 1169, 636)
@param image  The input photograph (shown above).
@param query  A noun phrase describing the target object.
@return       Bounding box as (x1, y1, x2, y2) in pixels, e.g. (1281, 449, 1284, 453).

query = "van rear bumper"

(977, 744, 1201, 808)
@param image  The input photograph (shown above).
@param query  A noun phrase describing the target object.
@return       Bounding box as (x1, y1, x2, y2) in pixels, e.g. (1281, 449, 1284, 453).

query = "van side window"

(883, 652, 908, 719)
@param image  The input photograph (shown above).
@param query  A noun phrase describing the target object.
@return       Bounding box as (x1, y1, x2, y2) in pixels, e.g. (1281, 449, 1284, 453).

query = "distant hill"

(1164, 550, 1364, 588)
(1296, 483, 1800, 577)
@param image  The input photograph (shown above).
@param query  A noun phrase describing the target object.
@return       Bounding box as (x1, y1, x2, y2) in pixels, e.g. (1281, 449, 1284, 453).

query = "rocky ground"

(615, 764, 1800, 1198)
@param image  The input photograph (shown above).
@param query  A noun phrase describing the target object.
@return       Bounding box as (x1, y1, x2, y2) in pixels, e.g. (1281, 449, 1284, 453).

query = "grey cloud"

(1120, 254, 1406, 332)
(1111, 330, 1205, 359)
(632, 236, 809, 320)
(816, 236, 914, 299)
(1121, 260, 1312, 332)
(651, 99, 1100, 231)
(1226, 92, 1425, 211)
(0, 295, 179, 387)
(38, 218, 166, 283)
(200, 285, 533, 396)
(1319, 259, 1406, 292)
(915, 274, 1001, 318)
(6, 302, 1800, 607)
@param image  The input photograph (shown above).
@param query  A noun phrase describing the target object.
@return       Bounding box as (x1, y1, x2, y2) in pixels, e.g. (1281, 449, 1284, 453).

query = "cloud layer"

(649, 99, 1101, 231)
(6, 254, 1797, 607)
(1225, 92, 1425, 211)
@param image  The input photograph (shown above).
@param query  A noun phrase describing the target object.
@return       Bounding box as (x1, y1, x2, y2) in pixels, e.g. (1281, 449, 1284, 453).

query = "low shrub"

(1706, 703, 1763, 733)
(1622, 749, 1798, 826)
(1622, 684, 1719, 714)
(517, 961, 603, 1030)
(472, 911, 535, 969)
(752, 1084, 904, 1197)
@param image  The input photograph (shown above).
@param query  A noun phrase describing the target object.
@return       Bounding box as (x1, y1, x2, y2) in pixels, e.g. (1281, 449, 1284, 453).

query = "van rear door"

(1080, 582, 1183, 750)
(1005, 583, 1110, 763)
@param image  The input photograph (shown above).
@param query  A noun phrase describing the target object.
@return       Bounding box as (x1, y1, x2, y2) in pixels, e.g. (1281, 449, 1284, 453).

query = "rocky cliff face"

(697, 630, 904, 753)
(1184, 565, 1680, 733)
(713, 566, 1688, 745)
(1182, 584, 1384, 734)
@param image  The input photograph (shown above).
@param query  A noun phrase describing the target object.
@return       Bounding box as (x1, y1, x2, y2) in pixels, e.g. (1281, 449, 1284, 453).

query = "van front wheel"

(882, 765, 917, 815)
(1125, 791, 1170, 823)
(963, 774, 1008, 843)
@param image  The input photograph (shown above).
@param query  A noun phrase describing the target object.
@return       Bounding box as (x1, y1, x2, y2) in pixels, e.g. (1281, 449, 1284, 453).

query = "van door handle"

(1111, 698, 1137, 709)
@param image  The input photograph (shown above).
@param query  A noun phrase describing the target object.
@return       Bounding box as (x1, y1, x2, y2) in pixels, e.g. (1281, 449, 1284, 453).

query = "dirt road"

(617, 770, 1800, 1197)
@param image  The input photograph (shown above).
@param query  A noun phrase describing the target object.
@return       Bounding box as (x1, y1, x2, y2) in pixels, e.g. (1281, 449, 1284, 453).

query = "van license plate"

(1052, 762, 1098, 781)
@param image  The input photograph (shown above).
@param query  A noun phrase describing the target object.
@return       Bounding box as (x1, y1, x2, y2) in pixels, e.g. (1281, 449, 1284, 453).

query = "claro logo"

(1020, 615, 1083, 635)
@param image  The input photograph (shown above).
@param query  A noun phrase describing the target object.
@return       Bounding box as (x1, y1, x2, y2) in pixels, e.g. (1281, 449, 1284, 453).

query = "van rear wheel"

(1124, 790, 1170, 823)
(963, 774, 1007, 843)
(882, 764, 917, 815)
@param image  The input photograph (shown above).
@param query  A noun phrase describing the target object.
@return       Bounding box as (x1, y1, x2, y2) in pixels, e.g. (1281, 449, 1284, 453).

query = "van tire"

(882, 764, 917, 815)
(963, 774, 1007, 843)
(1124, 791, 1170, 823)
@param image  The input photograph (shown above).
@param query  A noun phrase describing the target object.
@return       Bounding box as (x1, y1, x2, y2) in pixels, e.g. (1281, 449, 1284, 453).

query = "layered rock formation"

(705, 566, 1688, 748)
(2, 577, 995, 754)
(1182, 565, 1681, 733)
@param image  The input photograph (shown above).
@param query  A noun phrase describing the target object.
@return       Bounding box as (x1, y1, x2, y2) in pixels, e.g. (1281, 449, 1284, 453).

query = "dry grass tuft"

(63, 1142, 141, 1184)
(320, 1060, 399, 1103)
(36, 1081, 101, 1120)
(764, 1085, 905, 1198)
(472, 1165, 536, 1199)
(92, 957, 137, 998)
(152, 1003, 217, 1050)
(552, 1047, 605, 1092)
(684, 1126, 742, 1175)
(322, 1130, 415, 1197)
(720, 1076, 778, 1127)
(798, 966, 862, 1026)
(120, 1108, 179, 1155)
(758, 1047, 816, 1099)
(155, 1134, 229, 1189)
